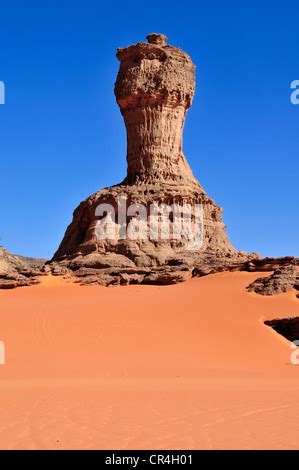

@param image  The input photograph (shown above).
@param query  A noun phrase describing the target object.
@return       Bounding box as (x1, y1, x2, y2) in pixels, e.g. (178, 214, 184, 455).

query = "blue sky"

(0, 1, 298, 259)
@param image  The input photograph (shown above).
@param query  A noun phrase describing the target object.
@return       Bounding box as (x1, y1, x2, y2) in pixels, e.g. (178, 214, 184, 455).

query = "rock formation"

(247, 264, 299, 296)
(49, 33, 259, 285)
(0, 35, 296, 290)
(115, 32, 199, 189)
(0, 34, 296, 291)
(0, 246, 45, 289)
(50, 33, 255, 286)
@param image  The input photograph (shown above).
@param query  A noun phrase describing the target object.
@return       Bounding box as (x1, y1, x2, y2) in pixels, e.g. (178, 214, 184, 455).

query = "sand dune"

(0, 272, 298, 449)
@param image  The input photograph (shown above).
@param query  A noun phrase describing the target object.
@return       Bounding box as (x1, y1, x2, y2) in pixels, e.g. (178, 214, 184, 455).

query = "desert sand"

(0, 272, 298, 450)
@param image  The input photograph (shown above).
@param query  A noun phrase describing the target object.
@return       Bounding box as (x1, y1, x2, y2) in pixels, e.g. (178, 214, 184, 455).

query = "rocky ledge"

(0, 246, 46, 289)
(247, 262, 299, 297)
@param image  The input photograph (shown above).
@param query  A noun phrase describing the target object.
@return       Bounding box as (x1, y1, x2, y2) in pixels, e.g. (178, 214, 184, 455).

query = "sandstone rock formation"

(1, 36, 297, 290)
(0, 246, 45, 289)
(115, 32, 199, 188)
(247, 263, 299, 296)
(50, 33, 253, 286)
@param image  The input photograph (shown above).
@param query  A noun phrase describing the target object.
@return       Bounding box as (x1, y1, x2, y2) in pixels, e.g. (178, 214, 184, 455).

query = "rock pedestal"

(51, 34, 251, 286)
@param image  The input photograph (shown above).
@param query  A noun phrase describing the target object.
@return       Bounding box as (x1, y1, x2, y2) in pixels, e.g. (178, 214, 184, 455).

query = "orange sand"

(0, 272, 298, 449)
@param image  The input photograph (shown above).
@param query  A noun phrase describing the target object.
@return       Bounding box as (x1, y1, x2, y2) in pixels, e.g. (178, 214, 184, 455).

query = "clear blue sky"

(0, 1, 298, 259)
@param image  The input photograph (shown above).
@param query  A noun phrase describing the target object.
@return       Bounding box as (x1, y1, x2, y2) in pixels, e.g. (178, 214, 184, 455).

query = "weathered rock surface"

(49, 33, 298, 288)
(115, 32, 199, 188)
(0, 246, 46, 289)
(247, 263, 299, 296)
(1, 36, 296, 290)
(50, 33, 253, 286)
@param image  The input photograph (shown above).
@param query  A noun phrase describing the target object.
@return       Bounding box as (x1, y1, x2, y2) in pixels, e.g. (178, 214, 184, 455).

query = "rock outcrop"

(247, 263, 299, 296)
(50, 33, 253, 286)
(1, 35, 297, 290)
(0, 246, 45, 289)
